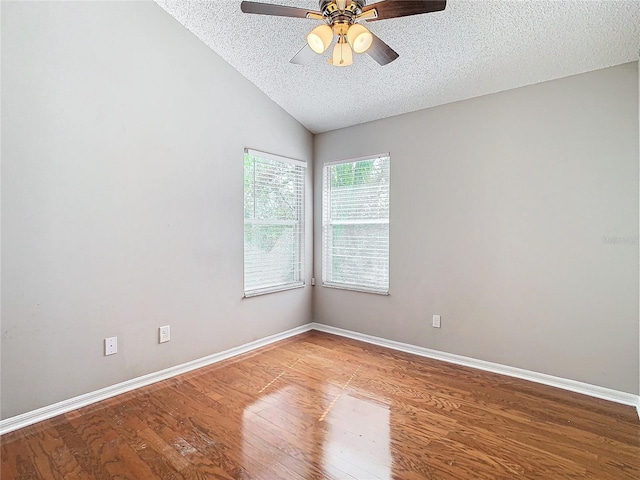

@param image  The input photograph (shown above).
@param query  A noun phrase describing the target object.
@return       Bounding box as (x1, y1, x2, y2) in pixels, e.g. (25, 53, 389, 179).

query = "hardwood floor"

(2, 331, 639, 479)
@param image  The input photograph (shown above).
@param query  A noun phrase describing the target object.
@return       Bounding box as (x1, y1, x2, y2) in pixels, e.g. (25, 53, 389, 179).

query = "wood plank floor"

(2, 331, 639, 479)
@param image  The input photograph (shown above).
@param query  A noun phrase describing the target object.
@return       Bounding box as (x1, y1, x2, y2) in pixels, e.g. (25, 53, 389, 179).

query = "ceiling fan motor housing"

(319, 0, 366, 26)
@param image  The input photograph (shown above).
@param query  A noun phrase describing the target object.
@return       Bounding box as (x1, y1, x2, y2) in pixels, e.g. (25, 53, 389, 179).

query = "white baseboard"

(0, 324, 313, 435)
(310, 322, 640, 415)
(2, 321, 638, 435)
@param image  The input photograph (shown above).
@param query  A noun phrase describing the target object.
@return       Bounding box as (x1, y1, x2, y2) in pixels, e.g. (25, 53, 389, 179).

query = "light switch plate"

(432, 315, 441, 328)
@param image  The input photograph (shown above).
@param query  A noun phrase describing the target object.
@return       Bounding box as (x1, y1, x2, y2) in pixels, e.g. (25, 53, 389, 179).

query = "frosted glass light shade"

(332, 40, 353, 66)
(307, 25, 333, 54)
(347, 24, 373, 53)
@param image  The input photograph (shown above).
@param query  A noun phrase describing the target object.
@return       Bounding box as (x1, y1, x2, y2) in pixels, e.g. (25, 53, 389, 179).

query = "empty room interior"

(1, 0, 640, 479)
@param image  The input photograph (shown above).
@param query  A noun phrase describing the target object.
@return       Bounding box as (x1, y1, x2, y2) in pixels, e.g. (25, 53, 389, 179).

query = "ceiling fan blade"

(290, 44, 317, 65)
(240, 1, 322, 18)
(362, 0, 446, 21)
(367, 33, 399, 66)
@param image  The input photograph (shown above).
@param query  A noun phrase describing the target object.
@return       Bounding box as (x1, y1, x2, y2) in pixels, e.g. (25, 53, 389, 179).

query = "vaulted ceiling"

(157, 0, 640, 134)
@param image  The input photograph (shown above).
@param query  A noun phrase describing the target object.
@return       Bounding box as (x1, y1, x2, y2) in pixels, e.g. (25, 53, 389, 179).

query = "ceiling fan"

(240, 0, 446, 67)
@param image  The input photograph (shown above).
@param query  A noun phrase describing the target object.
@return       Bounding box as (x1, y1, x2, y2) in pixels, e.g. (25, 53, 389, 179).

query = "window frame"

(243, 148, 306, 297)
(322, 153, 390, 295)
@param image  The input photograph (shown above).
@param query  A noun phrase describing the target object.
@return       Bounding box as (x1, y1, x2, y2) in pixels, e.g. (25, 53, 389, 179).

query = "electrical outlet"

(159, 325, 171, 343)
(105, 336, 118, 355)
(432, 315, 441, 328)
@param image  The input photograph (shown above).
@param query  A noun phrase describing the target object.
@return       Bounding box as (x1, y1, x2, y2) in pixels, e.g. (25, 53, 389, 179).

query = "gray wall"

(313, 63, 639, 395)
(1, 1, 313, 419)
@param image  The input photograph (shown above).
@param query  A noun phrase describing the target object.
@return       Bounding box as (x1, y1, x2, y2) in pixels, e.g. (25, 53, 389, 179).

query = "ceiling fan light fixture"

(307, 24, 333, 54)
(332, 38, 353, 66)
(347, 23, 373, 53)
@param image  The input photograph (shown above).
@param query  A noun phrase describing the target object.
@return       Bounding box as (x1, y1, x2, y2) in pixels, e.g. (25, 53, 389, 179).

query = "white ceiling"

(156, 0, 640, 134)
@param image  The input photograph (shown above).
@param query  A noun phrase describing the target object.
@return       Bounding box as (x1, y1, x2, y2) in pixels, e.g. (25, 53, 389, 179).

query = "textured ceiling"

(156, 0, 640, 134)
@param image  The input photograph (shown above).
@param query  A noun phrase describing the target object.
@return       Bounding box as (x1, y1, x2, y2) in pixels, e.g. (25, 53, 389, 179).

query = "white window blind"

(244, 149, 306, 297)
(322, 154, 390, 294)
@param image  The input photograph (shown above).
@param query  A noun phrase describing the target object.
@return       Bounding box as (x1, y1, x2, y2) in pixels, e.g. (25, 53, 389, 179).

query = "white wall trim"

(2, 321, 638, 435)
(0, 324, 313, 435)
(310, 323, 640, 412)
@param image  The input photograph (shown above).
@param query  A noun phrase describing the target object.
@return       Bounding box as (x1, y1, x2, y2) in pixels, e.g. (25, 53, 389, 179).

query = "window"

(322, 154, 390, 294)
(244, 149, 306, 297)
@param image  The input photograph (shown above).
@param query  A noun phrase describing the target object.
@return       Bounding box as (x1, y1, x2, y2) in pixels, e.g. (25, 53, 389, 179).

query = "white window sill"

(321, 282, 389, 296)
(243, 282, 306, 298)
